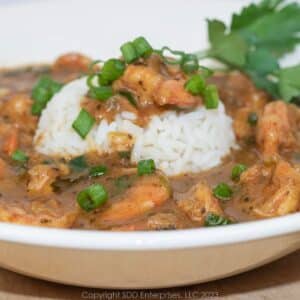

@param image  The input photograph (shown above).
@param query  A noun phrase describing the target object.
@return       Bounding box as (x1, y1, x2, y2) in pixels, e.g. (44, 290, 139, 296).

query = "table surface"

(0, 250, 299, 300)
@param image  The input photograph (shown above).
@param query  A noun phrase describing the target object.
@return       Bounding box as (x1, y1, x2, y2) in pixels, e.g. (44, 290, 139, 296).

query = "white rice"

(34, 77, 236, 176)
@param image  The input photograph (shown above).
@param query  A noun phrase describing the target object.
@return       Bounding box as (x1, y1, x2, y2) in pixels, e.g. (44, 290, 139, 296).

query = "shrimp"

(52, 52, 92, 72)
(94, 173, 171, 227)
(0, 199, 79, 228)
(27, 164, 59, 196)
(108, 131, 134, 152)
(176, 182, 224, 225)
(114, 65, 201, 108)
(0, 158, 7, 179)
(2, 127, 19, 156)
(256, 102, 297, 159)
(147, 212, 182, 230)
(2, 94, 37, 132)
(233, 108, 256, 140)
(237, 160, 300, 218)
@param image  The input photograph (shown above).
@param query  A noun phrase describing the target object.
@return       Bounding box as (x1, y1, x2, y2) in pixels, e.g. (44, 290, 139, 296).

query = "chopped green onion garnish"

(119, 91, 137, 107)
(89, 165, 107, 177)
(88, 86, 113, 101)
(137, 159, 156, 176)
(72, 109, 95, 139)
(31, 101, 48, 116)
(231, 164, 247, 181)
(69, 156, 88, 172)
(248, 112, 258, 126)
(114, 175, 134, 192)
(101, 59, 126, 83)
(118, 151, 131, 159)
(132, 36, 153, 57)
(199, 66, 214, 79)
(31, 76, 63, 115)
(185, 75, 206, 95)
(180, 54, 199, 74)
(11, 149, 28, 163)
(213, 183, 233, 201)
(88, 60, 103, 73)
(120, 42, 139, 63)
(98, 74, 110, 86)
(77, 183, 108, 212)
(155, 47, 186, 65)
(203, 85, 219, 109)
(204, 213, 232, 226)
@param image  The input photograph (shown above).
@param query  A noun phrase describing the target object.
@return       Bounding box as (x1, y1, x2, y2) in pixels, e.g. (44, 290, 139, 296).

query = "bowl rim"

(0, 213, 299, 250)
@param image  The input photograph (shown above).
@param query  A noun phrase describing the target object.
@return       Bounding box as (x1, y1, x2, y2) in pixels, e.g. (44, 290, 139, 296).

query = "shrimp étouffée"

(114, 64, 201, 108)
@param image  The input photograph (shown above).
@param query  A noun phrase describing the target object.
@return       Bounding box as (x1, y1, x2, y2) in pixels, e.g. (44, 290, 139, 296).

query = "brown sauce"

(0, 55, 299, 231)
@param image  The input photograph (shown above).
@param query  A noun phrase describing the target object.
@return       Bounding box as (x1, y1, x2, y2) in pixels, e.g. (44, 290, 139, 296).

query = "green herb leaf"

(244, 3, 300, 57)
(209, 31, 249, 67)
(207, 19, 226, 45)
(230, 0, 283, 31)
(246, 70, 280, 99)
(89, 165, 107, 177)
(246, 48, 279, 76)
(204, 0, 300, 101)
(278, 65, 300, 102)
(11, 149, 28, 163)
(69, 156, 88, 172)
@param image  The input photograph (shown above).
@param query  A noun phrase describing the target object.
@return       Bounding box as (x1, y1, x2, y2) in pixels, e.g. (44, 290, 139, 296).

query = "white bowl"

(0, 0, 300, 288)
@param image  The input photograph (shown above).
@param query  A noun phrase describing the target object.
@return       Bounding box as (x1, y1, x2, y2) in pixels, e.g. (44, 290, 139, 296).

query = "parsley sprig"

(195, 0, 300, 103)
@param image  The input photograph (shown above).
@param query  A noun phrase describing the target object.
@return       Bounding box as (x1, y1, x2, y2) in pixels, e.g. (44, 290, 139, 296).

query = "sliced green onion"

(185, 75, 206, 95)
(86, 73, 114, 101)
(119, 91, 137, 107)
(248, 112, 258, 126)
(72, 109, 95, 139)
(155, 47, 185, 65)
(114, 175, 133, 192)
(203, 85, 219, 109)
(137, 159, 156, 176)
(204, 213, 232, 226)
(118, 151, 131, 159)
(98, 74, 110, 86)
(180, 54, 199, 74)
(120, 42, 139, 63)
(101, 59, 126, 83)
(77, 183, 108, 212)
(231, 164, 247, 181)
(213, 183, 233, 201)
(87, 74, 98, 88)
(199, 66, 214, 79)
(133, 36, 153, 57)
(89, 165, 107, 177)
(88, 60, 103, 73)
(31, 101, 48, 116)
(69, 156, 88, 172)
(11, 149, 28, 163)
(88, 86, 113, 101)
(31, 76, 63, 115)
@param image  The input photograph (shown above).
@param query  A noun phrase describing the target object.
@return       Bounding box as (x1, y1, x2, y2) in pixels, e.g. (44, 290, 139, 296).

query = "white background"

(0, 0, 298, 66)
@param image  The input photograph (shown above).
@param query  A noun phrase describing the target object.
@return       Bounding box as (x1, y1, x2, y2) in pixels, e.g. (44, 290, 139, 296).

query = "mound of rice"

(34, 77, 236, 176)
